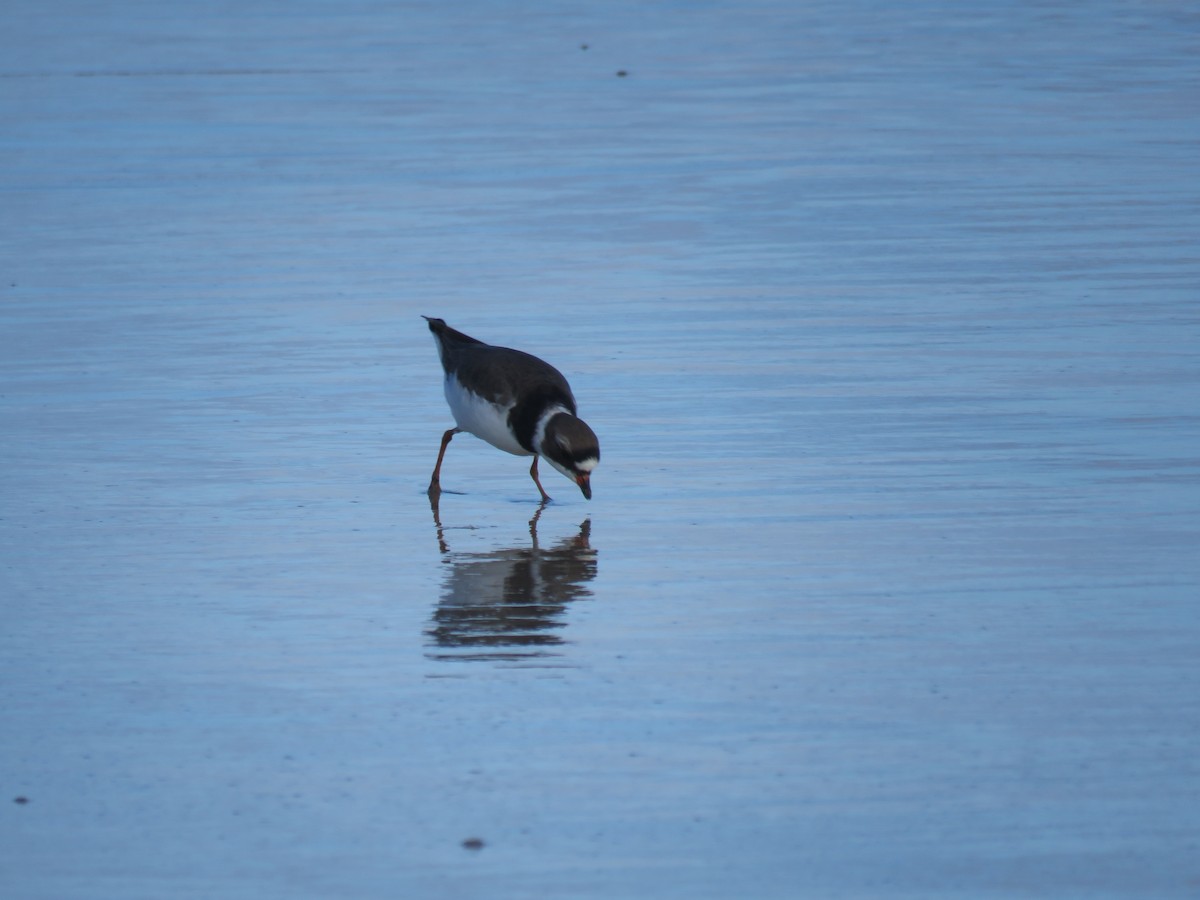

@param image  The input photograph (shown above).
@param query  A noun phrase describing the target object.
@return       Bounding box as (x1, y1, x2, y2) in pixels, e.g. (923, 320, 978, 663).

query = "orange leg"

(529, 456, 552, 502)
(429, 427, 459, 493)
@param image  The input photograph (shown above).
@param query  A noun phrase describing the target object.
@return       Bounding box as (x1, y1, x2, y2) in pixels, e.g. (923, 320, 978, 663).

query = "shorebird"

(424, 317, 599, 501)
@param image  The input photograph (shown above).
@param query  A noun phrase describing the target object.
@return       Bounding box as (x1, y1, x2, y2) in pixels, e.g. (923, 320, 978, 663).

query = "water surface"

(2, 1, 1199, 897)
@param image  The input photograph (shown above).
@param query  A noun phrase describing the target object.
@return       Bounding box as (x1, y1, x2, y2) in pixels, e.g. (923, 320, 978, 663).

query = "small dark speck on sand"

(462, 837, 485, 851)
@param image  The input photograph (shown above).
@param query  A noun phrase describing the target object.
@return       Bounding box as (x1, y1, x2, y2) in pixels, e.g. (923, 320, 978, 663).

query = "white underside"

(444, 374, 530, 457)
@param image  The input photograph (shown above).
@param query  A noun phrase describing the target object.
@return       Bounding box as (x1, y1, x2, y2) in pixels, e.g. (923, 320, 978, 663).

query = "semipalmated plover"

(424, 317, 599, 501)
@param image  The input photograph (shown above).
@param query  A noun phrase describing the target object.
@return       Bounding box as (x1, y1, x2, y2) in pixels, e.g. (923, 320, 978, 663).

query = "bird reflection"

(427, 497, 597, 663)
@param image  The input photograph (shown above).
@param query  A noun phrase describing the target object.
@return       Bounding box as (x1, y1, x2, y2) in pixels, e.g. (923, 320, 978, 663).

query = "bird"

(423, 316, 599, 501)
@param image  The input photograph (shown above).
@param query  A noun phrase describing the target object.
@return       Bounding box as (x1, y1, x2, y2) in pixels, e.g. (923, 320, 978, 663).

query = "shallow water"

(3, 1, 1199, 897)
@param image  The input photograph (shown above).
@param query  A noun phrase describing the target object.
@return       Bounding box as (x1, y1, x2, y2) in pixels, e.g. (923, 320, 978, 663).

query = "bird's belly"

(444, 375, 531, 457)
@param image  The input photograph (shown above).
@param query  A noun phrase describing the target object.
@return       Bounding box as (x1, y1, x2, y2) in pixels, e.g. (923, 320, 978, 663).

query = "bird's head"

(540, 413, 600, 500)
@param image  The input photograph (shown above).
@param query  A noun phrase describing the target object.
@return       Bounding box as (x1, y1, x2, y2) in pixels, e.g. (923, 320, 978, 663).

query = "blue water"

(3, 1, 1199, 897)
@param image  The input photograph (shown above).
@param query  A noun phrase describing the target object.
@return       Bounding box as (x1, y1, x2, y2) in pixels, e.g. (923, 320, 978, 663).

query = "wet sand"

(3, 1, 1199, 897)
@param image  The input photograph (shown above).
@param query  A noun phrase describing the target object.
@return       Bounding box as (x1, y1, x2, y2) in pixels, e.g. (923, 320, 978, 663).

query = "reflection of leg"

(428, 490, 449, 554)
(529, 456, 552, 502)
(528, 497, 550, 546)
(429, 427, 459, 494)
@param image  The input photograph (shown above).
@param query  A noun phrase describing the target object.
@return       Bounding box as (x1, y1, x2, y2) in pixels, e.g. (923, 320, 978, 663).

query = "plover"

(424, 317, 599, 501)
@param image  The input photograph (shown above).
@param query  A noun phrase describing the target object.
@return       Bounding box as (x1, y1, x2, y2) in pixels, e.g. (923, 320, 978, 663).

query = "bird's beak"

(576, 473, 592, 500)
